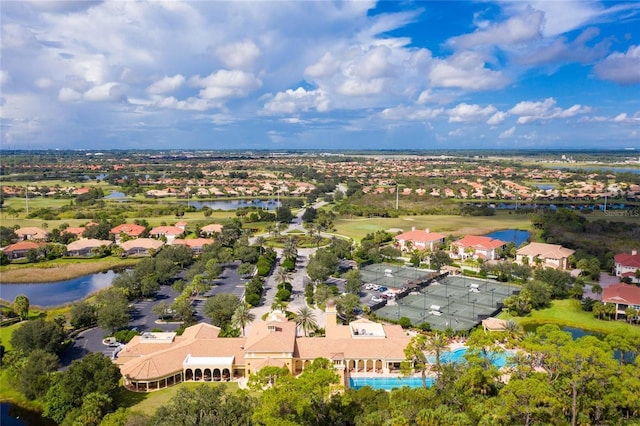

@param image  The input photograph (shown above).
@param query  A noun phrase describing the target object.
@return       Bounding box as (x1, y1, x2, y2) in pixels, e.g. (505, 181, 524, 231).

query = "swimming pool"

(350, 347, 510, 391)
(349, 376, 434, 390)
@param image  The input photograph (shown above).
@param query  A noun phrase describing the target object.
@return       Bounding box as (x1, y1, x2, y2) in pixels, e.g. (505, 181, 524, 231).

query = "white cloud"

(190, 70, 262, 101)
(263, 87, 329, 114)
(447, 7, 543, 49)
(499, 126, 515, 138)
(35, 78, 54, 89)
(58, 87, 82, 102)
(448, 103, 497, 123)
(147, 75, 185, 94)
(429, 51, 508, 90)
(156, 96, 210, 111)
(214, 39, 260, 69)
(510, 98, 591, 123)
(379, 105, 443, 121)
(305, 52, 341, 79)
(0, 71, 10, 86)
(487, 111, 507, 125)
(593, 45, 640, 85)
(84, 82, 126, 102)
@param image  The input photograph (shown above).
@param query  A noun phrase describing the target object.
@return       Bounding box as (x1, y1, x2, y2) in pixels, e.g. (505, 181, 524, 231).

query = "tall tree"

(204, 293, 242, 329)
(231, 304, 255, 336)
(95, 287, 130, 333)
(11, 318, 66, 355)
(13, 294, 30, 320)
(294, 306, 318, 337)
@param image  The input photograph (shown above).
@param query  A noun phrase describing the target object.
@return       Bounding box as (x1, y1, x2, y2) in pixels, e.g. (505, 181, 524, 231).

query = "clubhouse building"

(115, 302, 411, 392)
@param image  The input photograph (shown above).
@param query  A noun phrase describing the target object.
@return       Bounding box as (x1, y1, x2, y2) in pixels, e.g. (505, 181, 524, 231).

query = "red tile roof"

(395, 229, 446, 243)
(110, 223, 146, 237)
(603, 283, 640, 306)
(2, 241, 45, 253)
(452, 235, 505, 250)
(614, 252, 640, 268)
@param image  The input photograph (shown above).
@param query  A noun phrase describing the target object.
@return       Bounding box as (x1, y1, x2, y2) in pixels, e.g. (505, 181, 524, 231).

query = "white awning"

(183, 355, 234, 369)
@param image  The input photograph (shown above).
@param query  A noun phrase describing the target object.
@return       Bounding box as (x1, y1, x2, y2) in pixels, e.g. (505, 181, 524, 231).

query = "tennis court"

(359, 263, 435, 289)
(373, 273, 519, 332)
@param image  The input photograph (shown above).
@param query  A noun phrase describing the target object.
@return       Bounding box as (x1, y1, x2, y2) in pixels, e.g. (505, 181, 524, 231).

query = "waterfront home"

(200, 223, 223, 236)
(602, 283, 640, 320)
(450, 235, 505, 261)
(614, 250, 640, 284)
(119, 238, 164, 257)
(515, 242, 575, 270)
(394, 228, 446, 252)
(66, 239, 113, 257)
(1, 241, 45, 260)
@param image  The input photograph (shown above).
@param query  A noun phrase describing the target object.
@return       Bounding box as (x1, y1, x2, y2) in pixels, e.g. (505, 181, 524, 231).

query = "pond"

(0, 403, 54, 426)
(484, 229, 530, 247)
(0, 270, 119, 307)
(183, 199, 281, 211)
(104, 190, 126, 199)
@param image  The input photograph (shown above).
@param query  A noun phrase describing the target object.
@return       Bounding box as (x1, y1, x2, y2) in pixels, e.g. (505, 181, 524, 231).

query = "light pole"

(490, 288, 496, 307)
(447, 294, 453, 315)
(472, 299, 477, 319)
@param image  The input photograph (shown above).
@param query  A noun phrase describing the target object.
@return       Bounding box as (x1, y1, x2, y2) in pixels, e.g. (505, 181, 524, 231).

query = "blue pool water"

(350, 347, 510, 390)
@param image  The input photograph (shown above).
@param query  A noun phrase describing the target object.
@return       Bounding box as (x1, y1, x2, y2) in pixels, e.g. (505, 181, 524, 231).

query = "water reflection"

(0, 270, 118, 307)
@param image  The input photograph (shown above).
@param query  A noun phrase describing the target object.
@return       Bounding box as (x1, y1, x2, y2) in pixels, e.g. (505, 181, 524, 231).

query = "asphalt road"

(60, 262, 247, 367)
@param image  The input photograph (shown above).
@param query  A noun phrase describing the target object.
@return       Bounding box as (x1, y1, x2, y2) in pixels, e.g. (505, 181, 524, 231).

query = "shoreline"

(0, 258, 137, 284)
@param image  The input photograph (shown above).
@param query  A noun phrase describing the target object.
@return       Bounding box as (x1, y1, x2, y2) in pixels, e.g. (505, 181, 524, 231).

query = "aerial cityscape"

(1, 148, 639, 424)
(1, 0, 640, 425)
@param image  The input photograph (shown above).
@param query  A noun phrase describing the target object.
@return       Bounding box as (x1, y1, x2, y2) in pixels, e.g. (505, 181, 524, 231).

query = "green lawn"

(500, 299, 640, 338)
(333, 212, 532, 241)
(122, 381, 240, 416)
(0, 321, 24, 351)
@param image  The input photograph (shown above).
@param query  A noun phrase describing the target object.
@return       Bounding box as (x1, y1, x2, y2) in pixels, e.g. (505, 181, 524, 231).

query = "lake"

(183, 199, 281, 211)
(0, 270, 118, 307)
(0, 403, 54, 426)
(484, 229, 530, 247)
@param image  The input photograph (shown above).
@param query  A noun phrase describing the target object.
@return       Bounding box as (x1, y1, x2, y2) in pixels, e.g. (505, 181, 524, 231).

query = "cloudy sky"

(1, 1, 639, 151)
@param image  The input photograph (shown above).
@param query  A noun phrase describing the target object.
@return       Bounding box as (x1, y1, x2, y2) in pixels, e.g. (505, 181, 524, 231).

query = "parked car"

(371, 295, 384, 303)
(378, 286, 388, 292)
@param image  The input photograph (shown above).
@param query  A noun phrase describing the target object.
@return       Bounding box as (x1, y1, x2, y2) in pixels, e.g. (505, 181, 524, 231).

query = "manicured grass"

(500, 299, 640, 338)
(333, 212, 532, 241)
(0, 321, 24, 351)
(123, 381, 240, 416)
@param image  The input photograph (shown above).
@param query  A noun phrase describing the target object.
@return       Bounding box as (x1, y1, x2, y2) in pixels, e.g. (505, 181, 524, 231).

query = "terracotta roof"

(201, 224, 223, 234)
(244, 320, 297, 353)
(2, 241, 45, 253)
(614, 252, 640, 268)
(172, 238, 214, 249)
(603, 283, 640, 306)
(111, 223, 146, 236)
(63, 227, 86, 236)
(119, 238, 164, 251)
(516, 242, 574, 259)
(16, 227, 49, 239)
(453, 235, 505, 250)
(66, 239, 112, 251)
(149, 226, 184, 236)
(395, 229, 446, 243)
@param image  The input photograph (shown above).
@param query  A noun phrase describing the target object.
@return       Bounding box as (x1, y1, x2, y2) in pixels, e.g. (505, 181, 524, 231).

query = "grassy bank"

(0, 258, 138, 283)
(333, 212, 532, 241)
(500, 299, 640, 338)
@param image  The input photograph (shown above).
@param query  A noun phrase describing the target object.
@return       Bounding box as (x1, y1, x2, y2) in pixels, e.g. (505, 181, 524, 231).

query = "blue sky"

(1, 0, 639, 151)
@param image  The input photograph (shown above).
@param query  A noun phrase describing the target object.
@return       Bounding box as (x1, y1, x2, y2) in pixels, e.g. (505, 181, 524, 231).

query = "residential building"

(394, 228, 446, 252)
(1, 241, 45, 260)
(201, 223, 223, 236)
(15, 227, 49, 241)
(66, 239, 112, 257)
(172, 238, 214, 254)
(602, 283, 640, 320)
(119, 238, 164, 257)
(110, 223, 146, 242)
(115, 303, 411, 392)
(451, 235, 505, 261)
(515, 242, 575, 270)
(149, 226, 184, 244)
(614, 250, 640, 283)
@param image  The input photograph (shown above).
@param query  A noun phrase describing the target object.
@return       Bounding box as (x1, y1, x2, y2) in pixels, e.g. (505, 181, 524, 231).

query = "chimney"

(425, 228, 430, 233)
(633, 249, 638, 256)
(325, 299, 338, 337)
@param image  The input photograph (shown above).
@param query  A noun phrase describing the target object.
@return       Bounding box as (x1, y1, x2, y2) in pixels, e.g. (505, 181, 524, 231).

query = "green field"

(500, 299, 640, 338)
(333, 211, 532, 241)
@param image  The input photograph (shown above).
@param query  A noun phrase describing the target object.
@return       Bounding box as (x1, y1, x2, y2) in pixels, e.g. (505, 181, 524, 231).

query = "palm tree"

(271, 299, 287, 312)
(275, 267, 291, 285)
(294, 306, 317, 337)
(254, 236, 266, 255)
(590, 283, 603, 299)
(426, 332, 448, 387)
(231, 304, 255, 337)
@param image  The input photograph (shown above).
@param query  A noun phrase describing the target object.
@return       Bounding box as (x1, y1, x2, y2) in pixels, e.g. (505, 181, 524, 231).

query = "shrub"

(398, 317, 412, 329)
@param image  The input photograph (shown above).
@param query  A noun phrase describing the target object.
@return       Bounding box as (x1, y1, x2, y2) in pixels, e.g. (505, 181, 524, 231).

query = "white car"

(371, 295, 384, 303)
